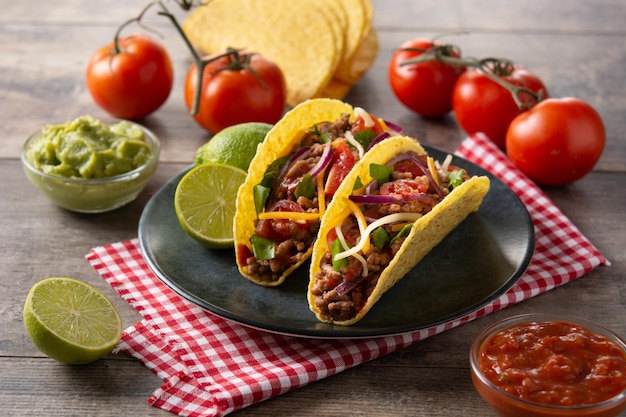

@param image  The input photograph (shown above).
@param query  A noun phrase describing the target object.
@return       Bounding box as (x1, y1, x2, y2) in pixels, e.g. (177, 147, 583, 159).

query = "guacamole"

(26, 115, 153, 179)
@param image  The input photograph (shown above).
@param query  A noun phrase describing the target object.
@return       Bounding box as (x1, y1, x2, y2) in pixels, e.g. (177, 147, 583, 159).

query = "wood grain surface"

(1, 0, 624, 416)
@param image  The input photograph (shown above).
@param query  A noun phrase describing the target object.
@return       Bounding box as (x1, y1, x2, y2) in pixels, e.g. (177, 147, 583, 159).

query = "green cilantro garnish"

(448, 169, 466, 189)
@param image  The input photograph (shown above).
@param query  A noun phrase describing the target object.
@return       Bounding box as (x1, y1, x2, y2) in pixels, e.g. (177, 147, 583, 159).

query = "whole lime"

(195, 122, 272, 171)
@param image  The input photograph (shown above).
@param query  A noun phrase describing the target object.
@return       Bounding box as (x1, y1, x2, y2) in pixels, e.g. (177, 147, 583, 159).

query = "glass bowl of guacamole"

(21, 115, 160, 213)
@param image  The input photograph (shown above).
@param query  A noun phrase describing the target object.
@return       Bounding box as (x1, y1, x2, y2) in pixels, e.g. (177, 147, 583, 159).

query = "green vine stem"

(399, 43, 543, 111)
(109, 0, 247, 116)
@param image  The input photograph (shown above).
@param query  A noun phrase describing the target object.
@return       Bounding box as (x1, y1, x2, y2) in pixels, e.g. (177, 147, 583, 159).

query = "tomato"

(506, 97, 605, 186)
(453, 64, 548, 149)
(393, 158, 427, 177)
(388, 38, 465, 118)
(184, 51, 286, 134)
(380, 179, 428, 196)
(86, 34, 173, 120)
(255, 200, 304, 241)
(324, 142, 356, 197)
(351, 112, 384, 135)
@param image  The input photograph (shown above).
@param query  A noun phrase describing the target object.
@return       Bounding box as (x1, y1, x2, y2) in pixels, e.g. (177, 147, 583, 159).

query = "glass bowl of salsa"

(470, 313, 626, 417)
(21, 116, 160, 213)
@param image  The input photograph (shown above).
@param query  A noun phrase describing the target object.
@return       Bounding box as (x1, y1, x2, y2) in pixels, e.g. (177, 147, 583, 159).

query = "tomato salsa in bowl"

(470, 313, 626, 417)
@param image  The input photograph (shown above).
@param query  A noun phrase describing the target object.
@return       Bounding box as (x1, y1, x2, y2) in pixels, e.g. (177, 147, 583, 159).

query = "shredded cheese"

(334, 212, 422, 261)
(321, 206, 353, 251)
(440, 154, 453, 173)
(344, 131, 365, 159)
(258, 211, 320, 221)
(352, 252, 369, 277)
(345, 198, 370, 254)
(316, 169, 326, 216)
(390, 222, 416, 232)
(335, 224, 349, 251)
(354, 107, 374, 127)
(427, 156, 440, 186)
(334, 224, 369, 277)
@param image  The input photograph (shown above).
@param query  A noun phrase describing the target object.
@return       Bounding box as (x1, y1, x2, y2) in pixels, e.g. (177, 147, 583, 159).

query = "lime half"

(175, 162, 247, 249)
(23, 277, 123, 365)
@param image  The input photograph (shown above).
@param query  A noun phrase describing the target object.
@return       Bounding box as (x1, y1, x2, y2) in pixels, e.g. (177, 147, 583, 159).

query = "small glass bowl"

(470, 313, 626, 417)
(21, 122, 160, 213)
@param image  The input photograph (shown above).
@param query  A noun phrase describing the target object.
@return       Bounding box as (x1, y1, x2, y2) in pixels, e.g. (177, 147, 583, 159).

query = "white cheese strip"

(333, 212, 422, 261)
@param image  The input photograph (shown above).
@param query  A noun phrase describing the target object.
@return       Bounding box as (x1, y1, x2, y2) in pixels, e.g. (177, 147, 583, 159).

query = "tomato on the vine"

(388, 38, 465, 117)
(184, 51, 287, 134)
(86, 34, 174, 120)
(506, 97, 605, 187)
(452, 63, 548, 149)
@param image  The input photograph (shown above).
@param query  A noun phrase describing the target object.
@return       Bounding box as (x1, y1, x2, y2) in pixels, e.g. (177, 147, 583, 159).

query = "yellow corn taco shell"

(308, 136, 491, 325)
(234, 98, 355, 286)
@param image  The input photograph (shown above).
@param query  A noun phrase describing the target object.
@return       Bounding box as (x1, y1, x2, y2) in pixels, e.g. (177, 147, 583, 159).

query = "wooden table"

(2, 0, 624, 415)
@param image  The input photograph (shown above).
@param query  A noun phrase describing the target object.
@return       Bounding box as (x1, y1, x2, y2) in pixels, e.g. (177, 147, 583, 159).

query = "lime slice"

(195, 122, 272, 171)
(23, 277, 123, 365)
(175, 162, 247, 249)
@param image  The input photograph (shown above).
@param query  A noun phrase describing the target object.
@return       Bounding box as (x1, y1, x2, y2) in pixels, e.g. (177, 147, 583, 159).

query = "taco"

(233, 98, 402, 286)
(308, 136, 490, 325)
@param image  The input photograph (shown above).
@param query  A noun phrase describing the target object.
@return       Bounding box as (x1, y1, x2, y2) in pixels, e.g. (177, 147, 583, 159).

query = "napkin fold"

(87, 133, 609, 417)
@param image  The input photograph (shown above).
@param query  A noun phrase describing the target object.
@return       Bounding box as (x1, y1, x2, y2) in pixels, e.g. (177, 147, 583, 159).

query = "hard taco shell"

(308, 136, 491, 325)
(234, 98, 355, 286)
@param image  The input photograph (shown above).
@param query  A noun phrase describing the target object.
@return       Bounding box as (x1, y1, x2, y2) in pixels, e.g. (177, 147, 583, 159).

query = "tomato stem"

(112, 0, 215, 116)
(399, 42, 544, 110)
(112, 0, 268, 116)
(399, 42, 466, 73)
(476, 58, 543, 110)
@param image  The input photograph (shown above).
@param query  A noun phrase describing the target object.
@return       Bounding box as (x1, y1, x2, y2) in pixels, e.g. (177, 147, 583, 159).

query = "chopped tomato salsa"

(479, 320, 626, 407)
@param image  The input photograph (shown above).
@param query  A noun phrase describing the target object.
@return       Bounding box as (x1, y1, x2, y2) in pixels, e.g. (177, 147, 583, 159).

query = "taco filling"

(237, 109, 400, 284)
(311, 150, 472, 323)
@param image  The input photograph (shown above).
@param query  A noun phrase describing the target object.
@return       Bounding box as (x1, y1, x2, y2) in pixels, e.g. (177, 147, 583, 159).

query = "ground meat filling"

(311, 155, 460, 322)
(246, 115, 354, 283)
(311, 218, 408, 322)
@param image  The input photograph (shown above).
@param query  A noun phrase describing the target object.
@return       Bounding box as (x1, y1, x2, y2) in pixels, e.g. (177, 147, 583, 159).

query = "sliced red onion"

(383, 119, 403, 133)
(409, 153, 444, 198)
(349, 192, 434, 205)
(349, 194, 402, 204)
(366, 131, 391, 151)
(276, 146, 311, 182)
(364, 179, 379, 195)
(385, 152, 414, 167)
(309, 144, 333, 178)
(334, 275, 367, 296)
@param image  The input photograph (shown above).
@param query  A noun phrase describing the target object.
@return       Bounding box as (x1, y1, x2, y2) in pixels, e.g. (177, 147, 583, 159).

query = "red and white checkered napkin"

(86, 133, 609, 417)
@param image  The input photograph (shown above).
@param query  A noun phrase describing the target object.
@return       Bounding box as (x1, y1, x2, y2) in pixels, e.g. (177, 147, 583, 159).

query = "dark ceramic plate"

(138, 146, 534, 339)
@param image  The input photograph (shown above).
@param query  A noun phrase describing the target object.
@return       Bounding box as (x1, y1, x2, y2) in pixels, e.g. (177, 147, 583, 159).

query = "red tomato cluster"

(388, 37, 606, 186)
(86, 34, 286, 134)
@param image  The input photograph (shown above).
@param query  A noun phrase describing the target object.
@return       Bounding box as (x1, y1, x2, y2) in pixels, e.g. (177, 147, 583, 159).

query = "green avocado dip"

(26, 115, 153, 179)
